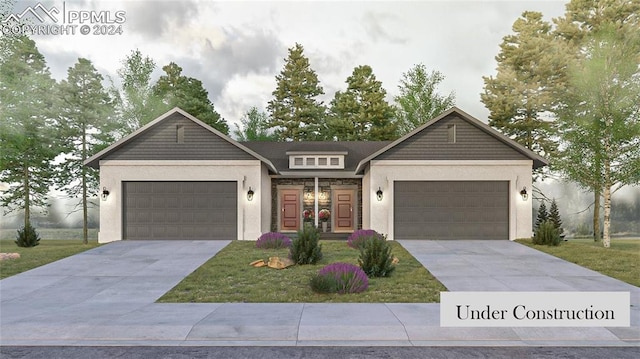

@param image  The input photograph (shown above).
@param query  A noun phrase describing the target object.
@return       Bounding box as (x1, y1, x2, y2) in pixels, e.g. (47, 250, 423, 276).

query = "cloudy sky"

(15, 0, 569, 130)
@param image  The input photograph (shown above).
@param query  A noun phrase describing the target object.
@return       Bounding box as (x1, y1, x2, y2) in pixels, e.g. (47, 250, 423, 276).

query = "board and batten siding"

(103, 112, 255, 161)
(376, 115, 529, 161)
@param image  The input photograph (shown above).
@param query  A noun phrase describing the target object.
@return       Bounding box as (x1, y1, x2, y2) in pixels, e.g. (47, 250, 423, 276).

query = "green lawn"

(158, 241, 447, 303)
(0, 240, 99, 279)
(517, 238, 640, 287)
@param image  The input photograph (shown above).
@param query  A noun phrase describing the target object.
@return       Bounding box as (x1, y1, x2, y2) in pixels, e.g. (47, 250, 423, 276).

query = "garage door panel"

(394, 181, 508, 240)
(123, 181, 236, 240)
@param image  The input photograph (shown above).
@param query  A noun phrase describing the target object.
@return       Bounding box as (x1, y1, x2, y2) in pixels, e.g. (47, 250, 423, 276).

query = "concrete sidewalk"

(0, 240, 638, 346)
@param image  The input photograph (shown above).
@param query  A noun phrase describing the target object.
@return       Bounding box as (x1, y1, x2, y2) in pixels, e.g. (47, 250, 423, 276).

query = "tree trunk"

(82, 124, 88, 244)
(602, 157, 612, 248)
(593, 189, 601, 242)
(24, 164, 30, 229)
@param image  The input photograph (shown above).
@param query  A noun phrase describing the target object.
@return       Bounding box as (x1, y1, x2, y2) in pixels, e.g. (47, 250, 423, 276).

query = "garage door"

(123, 181, 236, 240)
(394, 181, 508, 240)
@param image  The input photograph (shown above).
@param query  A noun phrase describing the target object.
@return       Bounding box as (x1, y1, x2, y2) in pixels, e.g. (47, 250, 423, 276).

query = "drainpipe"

(314, 177, 319, 228)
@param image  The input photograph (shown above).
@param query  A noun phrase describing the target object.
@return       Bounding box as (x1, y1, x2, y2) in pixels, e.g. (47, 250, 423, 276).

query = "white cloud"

(19, 0, 569, 124)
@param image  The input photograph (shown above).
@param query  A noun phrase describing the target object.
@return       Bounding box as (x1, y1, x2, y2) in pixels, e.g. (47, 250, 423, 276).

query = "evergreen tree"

(57, 58, 116, 244)
(233, 107, 277, 141)
(113, 49, 168, 132)
(267, 43, 326, 141)
(481, 11, 566, 158)
(549, 198, 564, 236)
(535, 201, 548, 229)
(328, 65, 397, 141)
(395, 64, 455, 135)
(0, 36, 58, 232)
(154, 62, 228, 134)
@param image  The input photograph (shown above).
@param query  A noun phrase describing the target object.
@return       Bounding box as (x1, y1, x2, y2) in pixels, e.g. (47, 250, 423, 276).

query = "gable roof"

(84, 107, 277, 172)
(354, 107, 548, 173)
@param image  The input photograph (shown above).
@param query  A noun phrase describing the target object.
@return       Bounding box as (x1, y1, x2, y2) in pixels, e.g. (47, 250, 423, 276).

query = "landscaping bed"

(158, 240, 446, 303)
(517, 238, 640, 287)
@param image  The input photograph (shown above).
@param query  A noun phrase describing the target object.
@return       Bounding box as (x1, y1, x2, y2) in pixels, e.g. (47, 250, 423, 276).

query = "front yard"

(517, 238, 640, 287)
(0, 240, 99, 279)
(158, 240, 447, 303)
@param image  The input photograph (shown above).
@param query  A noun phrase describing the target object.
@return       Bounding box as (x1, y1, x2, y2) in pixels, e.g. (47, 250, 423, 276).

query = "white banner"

(440, 292, 630, 327)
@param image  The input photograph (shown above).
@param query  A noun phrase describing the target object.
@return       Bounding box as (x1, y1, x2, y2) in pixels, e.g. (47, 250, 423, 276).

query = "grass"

(158, 240, 447, 303)
(0, 240, 99, 279)
(517, 238, 640, 287)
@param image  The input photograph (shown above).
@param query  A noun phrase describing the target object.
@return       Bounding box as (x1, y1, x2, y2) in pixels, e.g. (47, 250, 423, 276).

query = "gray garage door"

(394, 181, 509, 240)
(123, 181, 236, 240)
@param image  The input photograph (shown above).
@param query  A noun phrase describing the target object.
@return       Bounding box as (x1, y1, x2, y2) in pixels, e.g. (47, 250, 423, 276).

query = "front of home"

(85, 107, 547, 243)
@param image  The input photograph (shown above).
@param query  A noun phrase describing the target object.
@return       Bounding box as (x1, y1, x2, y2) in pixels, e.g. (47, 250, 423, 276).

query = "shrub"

(256, 232, 292, 249)
(347, 229, 384, 249)
(15, 222, 41, 248)
(533, 220, 561, 246)
(289, 223, 323, 264)
(358, 236, 395, 277)
(310, 262, 368, 294)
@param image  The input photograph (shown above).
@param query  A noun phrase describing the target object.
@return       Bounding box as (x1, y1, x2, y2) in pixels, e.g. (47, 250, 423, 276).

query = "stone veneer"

(271, 178, 362, 233)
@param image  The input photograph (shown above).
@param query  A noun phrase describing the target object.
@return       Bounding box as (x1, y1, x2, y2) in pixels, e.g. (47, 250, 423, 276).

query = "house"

(85, 107, 547, 243)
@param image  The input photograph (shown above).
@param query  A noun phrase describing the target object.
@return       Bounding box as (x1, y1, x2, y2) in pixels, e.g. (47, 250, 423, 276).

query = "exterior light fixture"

(520, 187, 528, 201)
(101, 187, 110, 201)
(376, 187, 383, 201)
(305, 191, 312, 200)
(247, 187, 254, 201)
(319, 192, 326, 200)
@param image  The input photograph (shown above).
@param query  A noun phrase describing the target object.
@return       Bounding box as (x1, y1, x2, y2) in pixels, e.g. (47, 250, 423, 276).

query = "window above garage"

(287, 152, 347, 169)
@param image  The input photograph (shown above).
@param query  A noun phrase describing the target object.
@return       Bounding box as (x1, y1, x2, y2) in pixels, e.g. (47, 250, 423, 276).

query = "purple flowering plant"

(256, 232, 292, 249)
(310, 262, 369, 294)
(347, 229, 384, 249)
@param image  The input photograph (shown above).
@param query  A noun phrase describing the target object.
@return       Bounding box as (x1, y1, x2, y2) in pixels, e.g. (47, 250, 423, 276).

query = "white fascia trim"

(371, 160, 533, 167)
(99, 160, 262, 167)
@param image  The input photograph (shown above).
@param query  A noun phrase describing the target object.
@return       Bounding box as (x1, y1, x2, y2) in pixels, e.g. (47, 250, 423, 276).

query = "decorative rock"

(267, 256, 294, 269)
(249, 259, 266, 267)
(0, 253, 20, 261)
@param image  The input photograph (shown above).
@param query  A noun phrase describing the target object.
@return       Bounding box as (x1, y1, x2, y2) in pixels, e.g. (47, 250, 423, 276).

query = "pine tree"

(328, 65, 397, 141)
(548, 198, 564, 236)
(481, 11, 565, 159)
(535, 201, 548, 229)
(0, 36, 58, 232)
(154, 62, 229, 134)
(57, 58, 116, 244)
(267, 43, 325, 141)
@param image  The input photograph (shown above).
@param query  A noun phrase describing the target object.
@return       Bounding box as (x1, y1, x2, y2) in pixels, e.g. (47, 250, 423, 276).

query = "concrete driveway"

(0, 239, 638, 346)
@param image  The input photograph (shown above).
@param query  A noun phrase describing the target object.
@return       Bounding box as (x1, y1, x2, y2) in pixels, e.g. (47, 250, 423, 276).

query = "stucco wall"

(366, 160, 533, 241)
(98, 160, 263, 243)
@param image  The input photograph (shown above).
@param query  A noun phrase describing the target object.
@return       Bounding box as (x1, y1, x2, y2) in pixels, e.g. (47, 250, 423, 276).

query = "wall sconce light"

(520, 187, 528, 201)
(247, 187, 254, 201)
(376, 187, 383, 201)
(101, 187, 110, 201)
(319, 192, 326, 200)
(305, 191, 313, 200)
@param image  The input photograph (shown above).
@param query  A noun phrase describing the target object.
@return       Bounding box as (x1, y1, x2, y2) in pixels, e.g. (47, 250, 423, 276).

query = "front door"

(280, 189, 300, 232)
(333, 189, 355, 232)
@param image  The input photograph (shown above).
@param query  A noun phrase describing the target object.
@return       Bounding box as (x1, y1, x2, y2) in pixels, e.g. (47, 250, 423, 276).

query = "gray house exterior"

(85, 107, 547, 243)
